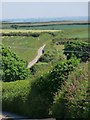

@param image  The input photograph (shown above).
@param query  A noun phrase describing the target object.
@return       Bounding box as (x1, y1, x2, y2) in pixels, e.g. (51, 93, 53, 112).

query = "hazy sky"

(2, 2, 88, 19)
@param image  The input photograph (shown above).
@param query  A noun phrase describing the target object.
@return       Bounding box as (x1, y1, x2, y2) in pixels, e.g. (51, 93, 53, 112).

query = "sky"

(2, 2, 88, 19)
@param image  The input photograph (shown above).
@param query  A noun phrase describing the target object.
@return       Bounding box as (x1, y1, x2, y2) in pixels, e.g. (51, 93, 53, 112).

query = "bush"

(49, 56, 80, 93)
(38, 48, 66, 64)
(1, 45, 29, 82)
(51, 62, 89, 119)
(64, 41, 90, 62)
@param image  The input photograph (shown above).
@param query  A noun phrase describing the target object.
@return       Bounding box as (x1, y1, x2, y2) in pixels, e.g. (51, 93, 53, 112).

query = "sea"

(1, 16, 88, 23)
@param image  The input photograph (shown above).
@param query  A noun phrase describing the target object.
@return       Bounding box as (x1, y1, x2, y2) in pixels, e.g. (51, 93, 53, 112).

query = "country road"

(27, 44, 46, 68)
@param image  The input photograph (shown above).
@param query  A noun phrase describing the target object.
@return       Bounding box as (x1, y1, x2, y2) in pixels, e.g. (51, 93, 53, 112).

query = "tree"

(1, 45, 29, 82)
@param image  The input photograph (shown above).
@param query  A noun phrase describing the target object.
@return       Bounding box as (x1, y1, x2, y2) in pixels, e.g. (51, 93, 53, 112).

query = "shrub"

(51, 62, 89, 119)
(38, 48, 66, 64)
(64, 41, 90, 62)
(49, 56, 80, 93)
(1, 45, 29, 82)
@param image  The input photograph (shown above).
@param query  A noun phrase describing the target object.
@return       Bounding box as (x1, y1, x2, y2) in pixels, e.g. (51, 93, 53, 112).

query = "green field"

(2, 22, 88, 30)
(2, 33, 53, 62)
(1, 24, 88, 62)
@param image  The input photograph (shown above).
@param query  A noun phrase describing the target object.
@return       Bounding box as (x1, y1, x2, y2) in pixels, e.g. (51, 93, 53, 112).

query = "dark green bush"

(64, 41, 90, 62)
(1, 45, 29, 82)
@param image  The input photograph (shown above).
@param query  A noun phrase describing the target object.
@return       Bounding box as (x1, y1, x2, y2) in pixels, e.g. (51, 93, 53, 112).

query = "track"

(27, 44, 46, 68)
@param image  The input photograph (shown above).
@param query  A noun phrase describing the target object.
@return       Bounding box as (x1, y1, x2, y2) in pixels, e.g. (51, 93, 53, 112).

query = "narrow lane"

(27, 44, 46, 68)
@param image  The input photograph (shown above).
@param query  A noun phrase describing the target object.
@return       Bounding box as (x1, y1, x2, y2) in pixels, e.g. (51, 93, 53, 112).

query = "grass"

(53, 28, 88, 39)
(2, 33, 53, 62)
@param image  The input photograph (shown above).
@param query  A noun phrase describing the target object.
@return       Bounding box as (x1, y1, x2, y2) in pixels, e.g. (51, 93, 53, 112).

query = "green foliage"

(2, 57, 79, 118)
(51, 63, 89, 119)
(26, 57, 79, 117)
(38, 48, 65, 64)
(49, 56, 80, 93)
(64, 41, 90, 62)
(1, 45, 29, 82)
(2, 80, 31, 115)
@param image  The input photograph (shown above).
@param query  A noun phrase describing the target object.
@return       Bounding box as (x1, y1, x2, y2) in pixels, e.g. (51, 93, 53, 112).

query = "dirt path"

(27, 44, 46, 68)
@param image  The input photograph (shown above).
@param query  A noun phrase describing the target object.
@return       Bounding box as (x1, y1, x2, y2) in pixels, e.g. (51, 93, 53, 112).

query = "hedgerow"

(64, 41, 90, 62)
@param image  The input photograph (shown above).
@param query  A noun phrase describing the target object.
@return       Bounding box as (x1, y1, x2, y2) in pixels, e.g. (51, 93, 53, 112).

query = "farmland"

(1, 22, 90, 119)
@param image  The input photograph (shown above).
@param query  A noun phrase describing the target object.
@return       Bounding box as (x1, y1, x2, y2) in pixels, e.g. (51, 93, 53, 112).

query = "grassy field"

(2, 33, 53, 62)
(2, 23, 88, 63)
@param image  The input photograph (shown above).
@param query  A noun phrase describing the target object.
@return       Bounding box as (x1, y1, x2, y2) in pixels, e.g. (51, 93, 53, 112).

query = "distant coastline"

(1, 16, 88, 23)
